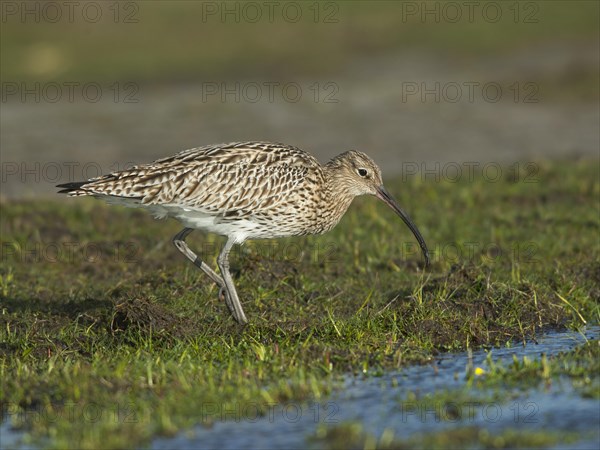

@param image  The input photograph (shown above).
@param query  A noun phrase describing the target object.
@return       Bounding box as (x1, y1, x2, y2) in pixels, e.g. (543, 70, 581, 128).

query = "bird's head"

(327, 151, 430, 266)
(327, 150, 384, 196)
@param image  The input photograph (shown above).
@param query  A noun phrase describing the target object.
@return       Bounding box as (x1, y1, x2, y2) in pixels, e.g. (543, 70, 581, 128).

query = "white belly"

(102, 196, 269, 243)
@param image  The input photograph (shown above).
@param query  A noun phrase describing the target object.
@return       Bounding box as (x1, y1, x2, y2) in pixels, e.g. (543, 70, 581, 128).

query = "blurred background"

(1, 0, 598, 198)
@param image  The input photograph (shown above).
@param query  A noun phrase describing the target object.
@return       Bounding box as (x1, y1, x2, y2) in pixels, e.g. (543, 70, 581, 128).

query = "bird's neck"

(316, 162, 357, 233)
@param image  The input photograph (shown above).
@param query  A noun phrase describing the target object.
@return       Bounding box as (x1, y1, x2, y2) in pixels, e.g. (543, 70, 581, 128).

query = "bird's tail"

(56, 181, 90, 196)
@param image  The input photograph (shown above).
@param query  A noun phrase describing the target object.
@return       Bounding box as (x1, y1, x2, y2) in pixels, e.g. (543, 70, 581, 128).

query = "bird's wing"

(65, 142, 322, 218)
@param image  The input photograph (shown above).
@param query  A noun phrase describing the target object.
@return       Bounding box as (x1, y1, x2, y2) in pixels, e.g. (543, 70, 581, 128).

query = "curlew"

(57, 141, 429, 324)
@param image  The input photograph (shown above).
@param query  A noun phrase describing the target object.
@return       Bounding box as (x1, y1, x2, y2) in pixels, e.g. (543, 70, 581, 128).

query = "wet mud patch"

(109, 295, 197, 341)
(560, 260, 600, 301)
(393, 264, 565, 350)
(0, 292, 199, 359)
(0, 294, 115, 355)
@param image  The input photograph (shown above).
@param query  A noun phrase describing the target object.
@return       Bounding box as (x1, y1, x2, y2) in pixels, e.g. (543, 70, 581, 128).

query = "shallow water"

(2, 327, 598, 449)
(151, 326, 599, 450)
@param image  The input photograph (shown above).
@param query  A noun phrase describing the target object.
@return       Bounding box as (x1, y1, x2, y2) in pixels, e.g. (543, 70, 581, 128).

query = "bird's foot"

(218, 286, 248, 325)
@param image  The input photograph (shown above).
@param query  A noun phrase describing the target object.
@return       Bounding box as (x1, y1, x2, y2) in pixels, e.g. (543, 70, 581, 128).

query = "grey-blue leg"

(172, 228, 224, 286)
(217, 238, 248, 324)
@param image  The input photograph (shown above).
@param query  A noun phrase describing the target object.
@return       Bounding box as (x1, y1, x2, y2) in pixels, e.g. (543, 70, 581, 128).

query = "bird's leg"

(217, 238, 248, 325)
(172, 228, 224, 287)
(173, 229, 238, 314)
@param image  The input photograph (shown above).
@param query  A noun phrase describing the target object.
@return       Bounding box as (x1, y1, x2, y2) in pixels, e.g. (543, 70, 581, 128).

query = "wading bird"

(57, 141, 429, 324)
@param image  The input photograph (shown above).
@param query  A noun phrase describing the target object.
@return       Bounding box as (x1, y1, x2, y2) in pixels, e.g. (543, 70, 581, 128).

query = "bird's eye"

(357, 168, 368, 177)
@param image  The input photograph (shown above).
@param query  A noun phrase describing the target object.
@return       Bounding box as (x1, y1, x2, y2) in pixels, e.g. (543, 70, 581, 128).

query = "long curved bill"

(376, 186, 430, 267)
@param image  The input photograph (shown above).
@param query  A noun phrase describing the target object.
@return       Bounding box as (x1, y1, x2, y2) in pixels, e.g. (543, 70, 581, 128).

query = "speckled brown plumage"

(58, 141, 429, 324)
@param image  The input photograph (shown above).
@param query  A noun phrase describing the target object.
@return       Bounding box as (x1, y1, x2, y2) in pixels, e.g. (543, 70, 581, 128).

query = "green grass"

(1, 160, 599, 448)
